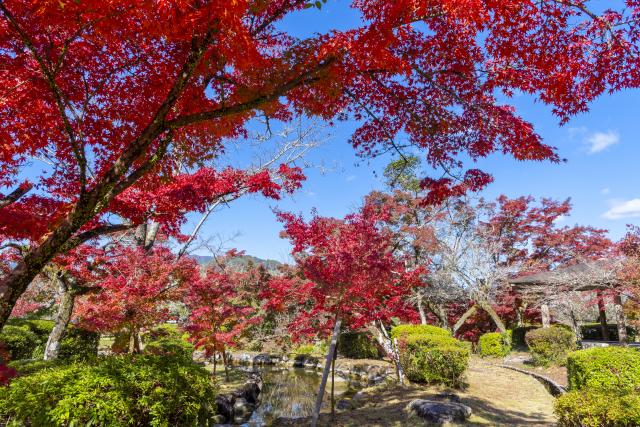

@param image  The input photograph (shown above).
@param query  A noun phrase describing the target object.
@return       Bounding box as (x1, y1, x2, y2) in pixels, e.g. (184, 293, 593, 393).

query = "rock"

(211, 414, 227, 424)
(214, 395, 234, 422)
(233, 397, 255, 418)
(337, 399, 351, 410)
(407, 399, 472, 425)
(253, 353, 272, 365)
(293, 354, 319, 368)
(232, 373, 262, 405)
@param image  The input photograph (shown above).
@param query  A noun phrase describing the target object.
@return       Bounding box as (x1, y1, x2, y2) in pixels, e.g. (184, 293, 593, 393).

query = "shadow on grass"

(461, 395, 556, 426)
(275, 386, 556, 426)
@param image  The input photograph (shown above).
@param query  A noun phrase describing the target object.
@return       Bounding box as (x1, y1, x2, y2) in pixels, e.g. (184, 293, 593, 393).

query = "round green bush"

(398, 334, 469, 388)
(478, 331, 511, 358)
(291, 343, 316, 355)
(2, 319, 99, 361)
(337, 331, 383, 359)
(566, 347, 640, 393)
(0, 355, 218, 426)
(390, 324, 451, 340)
(6, 319, 55, 339)
(0, 326, 39, 360)
(143, 324, 193, 361)
(525, 325, 576, 366)
(555, 389, 640, 427)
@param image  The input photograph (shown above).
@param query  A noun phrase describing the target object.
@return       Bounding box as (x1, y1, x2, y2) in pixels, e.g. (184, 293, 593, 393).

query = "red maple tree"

(184, 251, 263, 371)
(75, 243, 199, 352)
(1, 0, 639, 326)
(265, 204, 424, 338)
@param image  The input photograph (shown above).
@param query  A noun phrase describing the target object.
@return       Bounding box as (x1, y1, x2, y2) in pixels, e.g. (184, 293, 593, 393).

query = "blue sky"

(185, 1, 640, 261)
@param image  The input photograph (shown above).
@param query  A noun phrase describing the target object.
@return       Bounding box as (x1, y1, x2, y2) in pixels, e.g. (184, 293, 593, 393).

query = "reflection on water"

(243, 367, 353, 426)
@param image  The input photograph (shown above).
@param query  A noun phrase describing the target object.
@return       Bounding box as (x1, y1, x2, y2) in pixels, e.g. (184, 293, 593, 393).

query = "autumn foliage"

(264, 204, 424, 338)
(1, 0, 640, 325)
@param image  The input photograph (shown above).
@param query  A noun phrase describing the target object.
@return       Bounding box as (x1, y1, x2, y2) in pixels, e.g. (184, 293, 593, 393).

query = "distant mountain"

(193, 254, 283, 273)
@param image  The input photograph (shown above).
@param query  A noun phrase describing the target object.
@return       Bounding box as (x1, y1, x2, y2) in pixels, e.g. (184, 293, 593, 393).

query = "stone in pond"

(407, 399, 472, 425)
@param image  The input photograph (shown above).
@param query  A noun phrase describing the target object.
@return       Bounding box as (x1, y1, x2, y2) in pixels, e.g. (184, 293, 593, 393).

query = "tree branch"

(0, 181, 33, 209)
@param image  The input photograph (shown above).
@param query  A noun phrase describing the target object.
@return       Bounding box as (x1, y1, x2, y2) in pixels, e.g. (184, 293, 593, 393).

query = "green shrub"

(2, 319, 99, 361)
(510, 326, 538, 348)
(566, 347, 640, 393)
(337, 331, 383, 359)
(291, 343, 316, 355)
(555, 389, 640, 427)
(58, 327, 100, 361)
(390, 324, 451, 340)
(6, 319, 55, 339)
(7, 359, 58, 376)
(0, 355, 218, 426)
(0, 326, 39, 360)
(398, 334, 469, 388)
(143, 324, 193, 361)
(525, 325, 576, 366)
(478, 331, 511, 358)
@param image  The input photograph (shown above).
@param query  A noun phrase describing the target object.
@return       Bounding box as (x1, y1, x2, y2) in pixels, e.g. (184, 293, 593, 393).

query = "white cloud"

(585, 131, 619, 154)
(601, 187, 611, 195)
(603, 199, 640, 220)
(345, 174, 357, 182)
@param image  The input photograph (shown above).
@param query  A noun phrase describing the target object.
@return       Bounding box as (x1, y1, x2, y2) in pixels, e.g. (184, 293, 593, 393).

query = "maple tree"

(266, 205, 423, 337)
(75, 243, 198, 353)
(1, 0, 639, 327)
(184, 251, 264, 376)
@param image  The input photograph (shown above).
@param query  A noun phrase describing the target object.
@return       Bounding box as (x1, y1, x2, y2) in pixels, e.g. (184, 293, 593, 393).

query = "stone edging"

(500, 364, 566, 397)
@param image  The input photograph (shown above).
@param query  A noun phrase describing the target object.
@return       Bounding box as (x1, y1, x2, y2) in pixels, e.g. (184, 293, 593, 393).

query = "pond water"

(239, 367, 357, 426)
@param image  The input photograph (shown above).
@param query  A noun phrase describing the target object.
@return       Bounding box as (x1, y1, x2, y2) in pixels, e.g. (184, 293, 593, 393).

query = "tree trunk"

(331, 342, 337, 419)
(222, 348, 230, 381)
(614, 293, 628, 343)
(568, 305, 582, 341)
(311, 317, 341, 427)
(541, 304, 551, 328)
(369, 321, 404, 385)
(426, 301, 451, 331)
(417, 298, 427, 325)
(129, 327, 141, 353)
(43, 282, 76, 360)
(452, 305, 477, 334)
(596, 291, 610, 341)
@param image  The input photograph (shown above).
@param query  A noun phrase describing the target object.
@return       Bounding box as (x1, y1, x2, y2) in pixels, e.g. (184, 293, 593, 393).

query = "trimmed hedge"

(398, 334, 469, 388)
(0, 355, 218, 426)
(478, 331, 511, 358)
(143, 324, 193, 361)
(7, 359, 58, 376)
(1, 319, 98, 361)
(337, 331, 383, 359)
(525, 325, 576, 366)
(555, 390, 640, 427)
(566, 347, 640, 393)
(390, 324, 451, 340)
(0, 326, 39, 360)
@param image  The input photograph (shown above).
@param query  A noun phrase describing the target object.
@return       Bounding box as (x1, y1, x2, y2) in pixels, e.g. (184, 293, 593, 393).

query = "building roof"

(509, 260, 619, 292)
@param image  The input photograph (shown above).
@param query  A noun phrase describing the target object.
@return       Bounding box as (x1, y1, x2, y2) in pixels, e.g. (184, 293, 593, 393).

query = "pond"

(237, 366, 358, 426)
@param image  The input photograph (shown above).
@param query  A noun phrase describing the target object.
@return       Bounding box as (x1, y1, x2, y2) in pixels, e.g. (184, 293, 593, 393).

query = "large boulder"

(407, 399, 472, 425)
